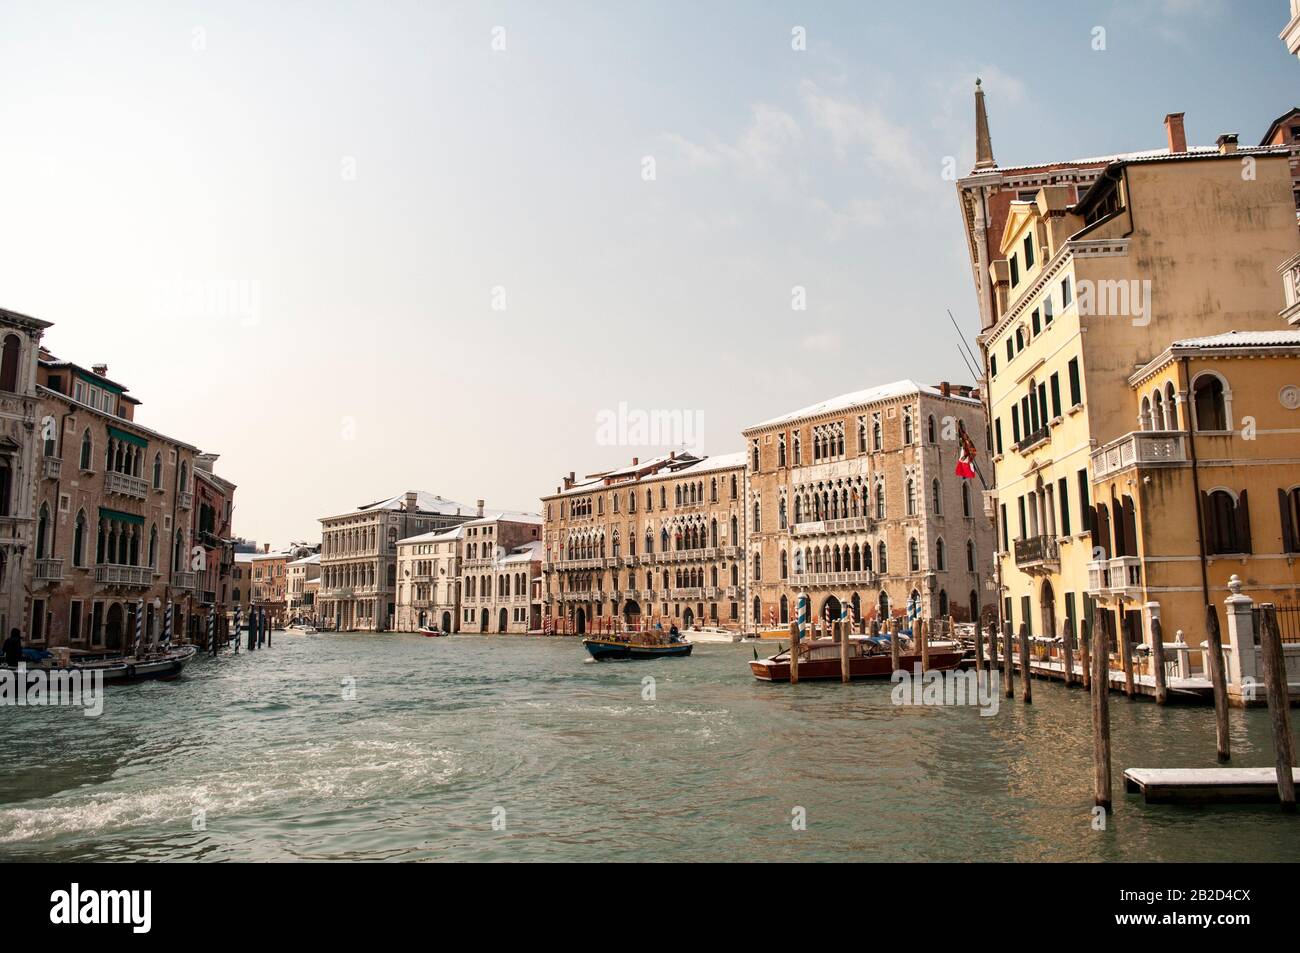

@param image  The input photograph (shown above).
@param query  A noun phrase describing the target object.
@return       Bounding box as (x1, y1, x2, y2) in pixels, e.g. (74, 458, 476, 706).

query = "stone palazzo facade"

(541, 452, 749, 634)
(743, 380, 994, 631)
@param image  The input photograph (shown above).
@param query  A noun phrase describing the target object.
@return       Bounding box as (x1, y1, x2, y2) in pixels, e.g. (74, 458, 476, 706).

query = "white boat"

(285, 623, 317, 634)
(682, 627, 743, 644)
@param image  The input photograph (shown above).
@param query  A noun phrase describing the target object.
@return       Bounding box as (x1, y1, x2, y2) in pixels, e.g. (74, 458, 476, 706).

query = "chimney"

(92, 363, 108, 377)
(632, 457, 639, 466)
(404, 491, 418, 512)
(1216, 133, 1238, 154)
(1164, 112, 1186, 154)
(940, 381, 951, 397)
(263, 543, 270, 553)
(669, 451, 676, 461)
(476, 499, 484, 517)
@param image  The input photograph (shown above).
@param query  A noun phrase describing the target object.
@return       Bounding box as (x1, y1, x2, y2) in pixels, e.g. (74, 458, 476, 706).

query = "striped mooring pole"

(796, 592, 808, 641)
(234, 605, 242, 654)
(162, 601, 172, 646)
(133, 598, 144, 657)
(208, 607, 217, 657)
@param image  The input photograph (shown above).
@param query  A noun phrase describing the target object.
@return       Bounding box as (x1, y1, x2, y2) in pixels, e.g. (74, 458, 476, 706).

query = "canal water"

(1, 633, 1297, 862)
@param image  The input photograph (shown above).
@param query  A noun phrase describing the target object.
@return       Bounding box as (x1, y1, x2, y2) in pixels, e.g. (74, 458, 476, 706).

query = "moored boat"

(2, 644, 199, 684)
(749, 636, 962, 682)
(418, 626, 448, 638)
(285, 623, 318, 634)
(583, 637, 693, 660)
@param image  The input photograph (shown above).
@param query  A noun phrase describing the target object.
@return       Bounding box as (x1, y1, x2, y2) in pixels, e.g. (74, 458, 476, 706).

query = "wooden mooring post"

(1204, 604, 1230, 763)
(920, 618, 930, 672)
(1258, 604, 1297, 812)
(788, 620, 800, 685)
(974, 617, 985, 677)
(1150, 615, 1168, 706)
(1002, 620, 1014, 699)
(1061, 619, 1074, 688)
(836, 619, 849, 684)
(889, 618, 900, 672)
(1018, 622, 1032, 704)
(1092, 610, 1113, 812)
(1119, 612, 1135, 699)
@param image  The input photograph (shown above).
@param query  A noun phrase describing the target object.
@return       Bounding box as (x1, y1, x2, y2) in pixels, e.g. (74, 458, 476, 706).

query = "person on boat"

(668, 623, 680, 643)
(2, 628, 21, 667)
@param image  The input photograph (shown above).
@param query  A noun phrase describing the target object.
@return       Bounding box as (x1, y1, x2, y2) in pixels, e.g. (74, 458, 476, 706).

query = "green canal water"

(1, 633, 1297, 862)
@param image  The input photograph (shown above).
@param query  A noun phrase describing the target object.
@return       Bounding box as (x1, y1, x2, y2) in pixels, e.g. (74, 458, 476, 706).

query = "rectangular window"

(1005, 597, 1014, 629)
(31, 599, 46, 642)
(1064, 592, 1077, 644)
(1017, 496, 1027, 539)
(990, 354, 997, 377)
(1061, 276, 1073, 307)
(1023, 234, 1035, 269)
(1021, 596, 1033, 637)
(1011, 405, 1021, 443)
(1006, 339, 1014, 362)
(1038, 383, 1049, 430)
(1067, 358, 1082, 406)
(1000, 504, 1009, 551)
(1044, 296, 1054, 325)
(1032, 309, 1041, 335)
(1010, 254, 1019, 286)
(70, 600, 83, 643)
(1049, 373, 1062, 418)
(1058, 477, 1071, 535)
(995, 418, 1003, 455)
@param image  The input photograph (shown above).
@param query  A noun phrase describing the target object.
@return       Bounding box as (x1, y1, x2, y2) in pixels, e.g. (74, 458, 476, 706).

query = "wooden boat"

(418, 626, 448, 638)
(3, 645, 199, 684)
(749, 636, 962, 682)
(583, 637, 693, 660)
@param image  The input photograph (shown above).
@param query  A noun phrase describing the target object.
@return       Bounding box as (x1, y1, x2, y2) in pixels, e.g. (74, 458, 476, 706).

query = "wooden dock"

(1124, 767, 1300, 804)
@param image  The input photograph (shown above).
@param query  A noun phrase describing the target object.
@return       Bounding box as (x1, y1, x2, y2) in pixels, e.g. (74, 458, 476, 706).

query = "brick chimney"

(1216, 133, 1238, 154)
(631, 457, 639, 466)
(263, 543, 270, 553)
(92, 363, 108, 377)
(1164, 112, 1186, 154)
(404, 491, 418, 512)
(476, 499, 484, 517)
(939, 381, 951, 397)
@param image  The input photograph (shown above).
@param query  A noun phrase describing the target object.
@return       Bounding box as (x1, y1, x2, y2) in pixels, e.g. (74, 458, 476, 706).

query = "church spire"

(974, 77, 996, 170)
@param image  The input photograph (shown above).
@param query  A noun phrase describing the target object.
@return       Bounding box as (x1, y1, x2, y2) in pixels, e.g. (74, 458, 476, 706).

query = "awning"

(99, 506, 144, 525)
(107, 426, 148, 448)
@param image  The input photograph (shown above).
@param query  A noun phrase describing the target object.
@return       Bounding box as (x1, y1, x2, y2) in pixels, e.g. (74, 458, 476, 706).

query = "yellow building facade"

(982, 146, 1300, 665)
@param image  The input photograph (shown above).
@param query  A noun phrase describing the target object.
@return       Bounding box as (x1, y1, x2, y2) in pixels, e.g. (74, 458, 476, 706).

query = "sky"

(0, 0, 1296, 544)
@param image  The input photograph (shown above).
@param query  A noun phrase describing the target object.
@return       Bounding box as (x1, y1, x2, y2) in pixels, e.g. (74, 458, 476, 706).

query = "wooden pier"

(1124, 767, 1300, 804)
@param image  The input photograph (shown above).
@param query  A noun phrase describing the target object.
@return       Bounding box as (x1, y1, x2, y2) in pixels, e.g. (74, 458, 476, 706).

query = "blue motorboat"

(582, 637, 693, 660)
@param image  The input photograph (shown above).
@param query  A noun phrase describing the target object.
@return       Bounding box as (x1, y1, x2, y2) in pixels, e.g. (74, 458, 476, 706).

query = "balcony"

(178, 490, 193, 510)
(1014, 426, 1050, 454)
(34, 558, 63, 583)
(1091, 431, 1187, 482)
(42, 456, 62, 480)
(201, 590, 217, 605)
(791, 516, 871, 536)
(96, 563, 151, 587)
(794, 570, 877, 587)
(171, 571, 198, 592)
(1013, 534, 1059, 574)
(1086, 555, 1143, 602)
(104, 470, 148, 500)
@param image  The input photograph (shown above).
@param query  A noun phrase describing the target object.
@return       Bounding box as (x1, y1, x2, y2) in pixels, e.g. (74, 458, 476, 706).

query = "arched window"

(909, 538, 920, 572)
(932, 479, 942, 515)
(966, 539, 976, 571)
(0, 334, 19, 392)
(935, 537, 946, 571)
(780, 550, 788, 579)
(36, 503, 49, 558)
(179, 460, 190, 492)
(149, 525, 158, 568)
(152, 453, 163, 489)
(73, 509, 86, 567)
(961, 482, 972, 517)
(927, 415, 936, 443)
(1203, 488, 1250, 555)
(1192, 374, 1228, 432)
(752, 552, 761, 581)
(905, 479, 916, 516)
(877, 542, 888, 574)
(80, 429, 93, 471)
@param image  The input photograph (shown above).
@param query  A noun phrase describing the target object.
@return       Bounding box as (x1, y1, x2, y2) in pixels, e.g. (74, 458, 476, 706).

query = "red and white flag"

(955, 421, 978, 480)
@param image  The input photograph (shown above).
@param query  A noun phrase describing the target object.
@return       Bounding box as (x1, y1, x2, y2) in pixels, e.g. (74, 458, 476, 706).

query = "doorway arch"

(105, 603, 125, 651)
(575, 607, 587, 635)
(498, 608, 508, 632)
(821, 594, 841, 627)
(479, 608, 488, 632)
(683, 607, 695, 629)
(877, 590, 890, 620)
(623, 599, 642, 627)
(441, 611, 452, 633)
(1040, 580, 1056, 640)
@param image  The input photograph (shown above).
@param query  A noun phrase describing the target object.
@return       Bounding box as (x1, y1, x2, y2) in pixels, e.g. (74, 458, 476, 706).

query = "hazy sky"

(1, 1, 1295, 544)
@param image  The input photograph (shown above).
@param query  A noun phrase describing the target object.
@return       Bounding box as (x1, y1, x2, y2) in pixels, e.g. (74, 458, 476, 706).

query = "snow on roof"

(500, 540, 544, 564)
(356, 491, 475, 516)
(288, 553, 321, 567)
(673, 450, 747, 475)
(747, 380, 977, 430)
(550, 451, 746, 497)
(397, 525, 466, 545)
(1170, 330, 1300, 349)
(973, 146, 1219, 177)
(462, 510, 543, 527)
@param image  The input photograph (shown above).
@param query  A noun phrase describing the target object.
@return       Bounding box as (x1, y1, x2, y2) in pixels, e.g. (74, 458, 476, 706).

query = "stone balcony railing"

(178, 490, 193, 510)
(1086, 555, 1142, 601)
(793, 569, 877, 587)
(1013, 534, 1060, 573)
(34, 558, 63, 583)
(1091, 431, 1187, 482)
(104, 470, 149, 500)
(96, 563, 151, 587)
(170, 571, 198, 592)
(42, 456, 62, 480)
(791, 516, 871, 536)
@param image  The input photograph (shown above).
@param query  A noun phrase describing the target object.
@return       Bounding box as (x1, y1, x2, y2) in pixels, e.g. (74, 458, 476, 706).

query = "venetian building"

(394, 524, 464, 633)
(743, 381, 993, 631)
(319, 491, 477, 631)
(29, 347, 233, 649)
(960, 91, 1300, 652)
(457, 512, 541, 634)
(0, 307, 51, 640)
(541, 451, 749, 634)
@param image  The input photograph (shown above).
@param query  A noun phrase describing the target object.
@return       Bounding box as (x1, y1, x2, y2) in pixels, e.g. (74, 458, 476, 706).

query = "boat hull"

(583, 639, 693, 660)
(4, 645, 200, 684)
(750, 649, 963, 682)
